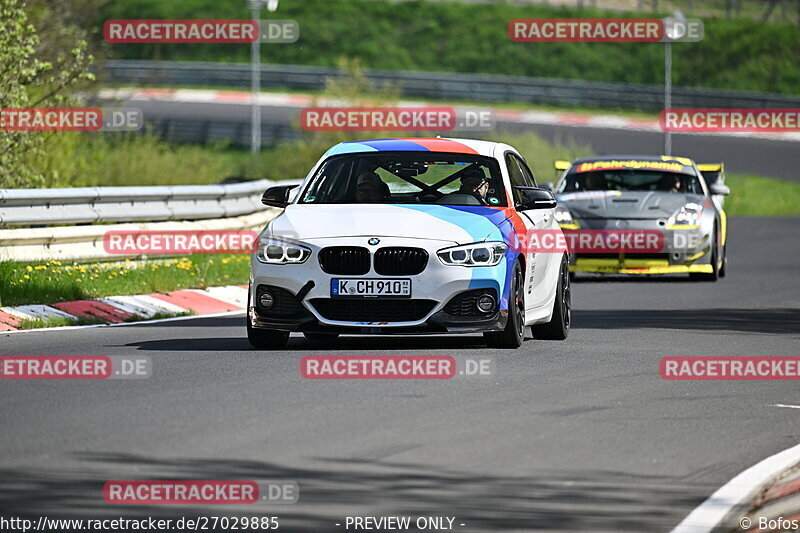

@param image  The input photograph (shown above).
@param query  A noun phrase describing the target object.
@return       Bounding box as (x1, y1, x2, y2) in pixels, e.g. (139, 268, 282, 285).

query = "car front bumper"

(249, 236, 511, 334)
(563, 218, 715, 274)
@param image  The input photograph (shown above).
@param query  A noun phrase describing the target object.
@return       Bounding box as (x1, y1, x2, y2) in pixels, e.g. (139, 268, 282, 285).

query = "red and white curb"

(0, 285, 248, 332)
(745, 461, 800, 532)
(98, 87, 800, 143)
(670, 442, 800, 533)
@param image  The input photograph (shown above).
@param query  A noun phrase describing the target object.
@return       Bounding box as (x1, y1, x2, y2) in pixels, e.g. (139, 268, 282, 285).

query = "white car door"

(503, 151, 559, 314)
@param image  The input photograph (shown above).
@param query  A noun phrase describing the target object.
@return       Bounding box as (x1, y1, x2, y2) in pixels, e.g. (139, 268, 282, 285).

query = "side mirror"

(539, 181, 555, 191)
(261, 184, 298, 208)
(709, 183, 730, 196)
(554, 160, 570, 171)
(515, 187, 557, 210)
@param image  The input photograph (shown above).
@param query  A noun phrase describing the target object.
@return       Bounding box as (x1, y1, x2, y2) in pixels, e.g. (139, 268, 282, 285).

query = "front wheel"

(532, 255, 570, 340)
(689, 229, 719, 282)
(484, 261, 525, 349)
(247, 318, 289, 349)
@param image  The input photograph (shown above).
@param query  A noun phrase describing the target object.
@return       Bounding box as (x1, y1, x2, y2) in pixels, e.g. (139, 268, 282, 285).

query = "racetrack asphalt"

(130, 100, 800, 182)
(0, 216, 798, 532)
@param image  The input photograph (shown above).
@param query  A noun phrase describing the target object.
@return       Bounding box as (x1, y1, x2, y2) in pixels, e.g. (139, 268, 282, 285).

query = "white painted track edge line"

(670, 442, 800, 533)
(770, 404, 800, 410)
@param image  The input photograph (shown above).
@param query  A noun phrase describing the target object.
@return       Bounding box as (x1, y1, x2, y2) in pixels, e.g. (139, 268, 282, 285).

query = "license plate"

(331, 278, 411, 297)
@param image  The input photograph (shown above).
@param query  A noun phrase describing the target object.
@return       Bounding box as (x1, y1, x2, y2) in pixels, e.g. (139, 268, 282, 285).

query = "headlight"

(667, 202, 703, 229)
(554, 206, 576, 227)
(437, 242, 507, 267)
(256, 238, 311, 264)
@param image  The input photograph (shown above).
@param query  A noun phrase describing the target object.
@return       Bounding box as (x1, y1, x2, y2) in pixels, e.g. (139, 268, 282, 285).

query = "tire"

(247, 317, 289, 349)
(303, 332, 340, 341)
(484, 261, 525, 349)
(532, 255, 571, 340)
(718, 243, 727, 278)
(689, 227, 719, 282)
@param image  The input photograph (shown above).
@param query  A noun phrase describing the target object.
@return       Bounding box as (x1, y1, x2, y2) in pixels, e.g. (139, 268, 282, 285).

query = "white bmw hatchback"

(248, 137, 570, 349)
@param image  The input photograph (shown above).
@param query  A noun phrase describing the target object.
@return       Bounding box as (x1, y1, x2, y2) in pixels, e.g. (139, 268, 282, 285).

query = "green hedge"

(101, 0, 800, 94)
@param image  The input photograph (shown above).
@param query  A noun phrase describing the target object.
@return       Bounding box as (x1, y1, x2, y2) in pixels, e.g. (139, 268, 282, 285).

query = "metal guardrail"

(0, 179, 302, 261)
(0, 179, 273, 227)
(103, 60, 800, 112)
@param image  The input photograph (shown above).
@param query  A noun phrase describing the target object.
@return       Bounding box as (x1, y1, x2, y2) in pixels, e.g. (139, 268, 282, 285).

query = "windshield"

(299, 152, 507, 206)
(558, 169, 704, 194)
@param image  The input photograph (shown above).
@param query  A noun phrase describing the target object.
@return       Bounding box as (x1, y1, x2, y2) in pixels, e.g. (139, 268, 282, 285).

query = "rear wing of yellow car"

(542, 160, 572, 190)
(697, 163, 725, 185)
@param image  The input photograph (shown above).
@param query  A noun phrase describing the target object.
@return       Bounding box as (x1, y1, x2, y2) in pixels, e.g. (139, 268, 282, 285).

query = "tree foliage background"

(0, 0, 97, 188)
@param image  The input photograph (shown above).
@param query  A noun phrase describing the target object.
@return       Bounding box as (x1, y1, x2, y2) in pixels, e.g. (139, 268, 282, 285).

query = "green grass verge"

(12, 132, 250, 188)
(724, 174, 800, 217)
(14, 311, 193, 331)
(100, 0, 800, 95)
(10, 127, 797, 217)
(15, 120, 595, 187)
(15, 316, 107, 330)
(0, 255, 249, 307)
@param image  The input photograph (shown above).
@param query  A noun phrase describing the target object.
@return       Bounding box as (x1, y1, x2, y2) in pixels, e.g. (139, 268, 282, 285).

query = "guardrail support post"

(250, 4, 262, 154)
(664, 40, 672, 156)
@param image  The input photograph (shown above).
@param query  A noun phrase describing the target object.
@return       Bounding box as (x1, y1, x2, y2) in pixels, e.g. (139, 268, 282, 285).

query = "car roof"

(563, 155, 701, 178)
(571, 154, 696, 165)
(322, 137, 501, 158)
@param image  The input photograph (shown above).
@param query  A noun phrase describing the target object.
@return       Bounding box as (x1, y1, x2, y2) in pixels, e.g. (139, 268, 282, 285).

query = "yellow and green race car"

(543, 155, 729, 281)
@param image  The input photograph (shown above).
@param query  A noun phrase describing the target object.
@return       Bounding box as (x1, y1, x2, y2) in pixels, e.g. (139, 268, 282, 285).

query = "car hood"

(557, 190, 705, 219)
(267, 204, 513, 245)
